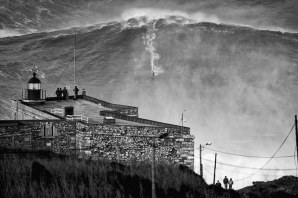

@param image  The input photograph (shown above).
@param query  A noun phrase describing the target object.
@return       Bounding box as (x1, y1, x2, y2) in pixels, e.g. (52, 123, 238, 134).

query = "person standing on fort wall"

(73, 86, 79, 100)
(82, 89, 86, 96)
(59, 88, 63, 101)
(56, 88, 63, 102)
(55, 88, 59, 100)
(63, 87, 68, 100)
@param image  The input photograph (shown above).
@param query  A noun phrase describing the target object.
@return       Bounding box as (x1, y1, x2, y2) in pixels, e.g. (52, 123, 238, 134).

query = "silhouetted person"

(73, 86, 79, 99)
(82, 88, 86, 96)
(58, 88, 63, 101)
(55, 88, 59, 100)
(56, 88, 62, 101)
(229, 178, 234, 189)
(223, 176, 228, 189)
(216, 180, 221, 188)
(63, 87, 68, 100)
(59, 88, 63, 99)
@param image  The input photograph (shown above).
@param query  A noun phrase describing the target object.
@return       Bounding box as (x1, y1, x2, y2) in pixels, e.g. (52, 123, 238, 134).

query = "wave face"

(1, 1, 298, 189)
(1, 0, 298, 37)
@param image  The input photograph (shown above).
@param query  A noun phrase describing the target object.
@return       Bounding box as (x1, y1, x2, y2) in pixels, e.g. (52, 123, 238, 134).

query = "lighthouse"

(22, 72, 46, 103)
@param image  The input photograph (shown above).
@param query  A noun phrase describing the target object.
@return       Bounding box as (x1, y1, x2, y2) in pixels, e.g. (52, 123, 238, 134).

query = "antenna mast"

(181, 113, 184, 127)
(181, 110, 186, 127)
(74, 28, 77, 86)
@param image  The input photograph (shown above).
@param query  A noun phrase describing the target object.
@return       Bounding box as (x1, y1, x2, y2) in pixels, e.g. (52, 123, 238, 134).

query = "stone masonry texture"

(0, 120, 194, 169)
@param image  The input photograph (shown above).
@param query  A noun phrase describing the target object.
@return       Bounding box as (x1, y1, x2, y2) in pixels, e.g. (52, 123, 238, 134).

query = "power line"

(204, 163, 295, 176)
(23, 55, 74, 92)
(199, 157, 296, 171)
(204, 167, 214, 176)
(49, 56, 74, 96)
(235, 124, 295, 182)
(202, 147, 296, 158)
(196, 124, 296, 176)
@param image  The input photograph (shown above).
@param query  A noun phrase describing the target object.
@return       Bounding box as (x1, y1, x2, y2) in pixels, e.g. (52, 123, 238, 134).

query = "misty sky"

(100, 0, 298, 189)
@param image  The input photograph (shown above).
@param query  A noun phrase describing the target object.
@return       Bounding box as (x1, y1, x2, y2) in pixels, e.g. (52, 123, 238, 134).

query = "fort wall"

(81, 95, 139, 116)
(76, 123, 194, 168)
(0, 121, 194, 169)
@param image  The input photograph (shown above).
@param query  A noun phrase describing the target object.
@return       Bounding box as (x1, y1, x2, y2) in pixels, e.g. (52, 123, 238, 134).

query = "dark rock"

(31, 161, 53, 186)
(111, 161, 127, 172)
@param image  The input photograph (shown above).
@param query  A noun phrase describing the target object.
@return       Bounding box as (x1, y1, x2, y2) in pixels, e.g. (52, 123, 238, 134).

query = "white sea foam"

(0, 29, 22, 38)
(120, 7, 297, 34)
(121, 8, 220, 26)
(142, 20, 164, 76)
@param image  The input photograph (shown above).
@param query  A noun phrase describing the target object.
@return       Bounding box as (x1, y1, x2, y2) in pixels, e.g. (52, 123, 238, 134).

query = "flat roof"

(30, 98, 155, 126)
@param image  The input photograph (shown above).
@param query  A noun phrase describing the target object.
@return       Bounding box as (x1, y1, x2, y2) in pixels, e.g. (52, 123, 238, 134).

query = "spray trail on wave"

(143, 20, 163, 76)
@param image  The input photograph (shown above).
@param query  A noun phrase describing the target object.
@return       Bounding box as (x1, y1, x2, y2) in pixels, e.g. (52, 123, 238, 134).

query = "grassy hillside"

(238, 176, 298, 198)
(3, 148, 297, 198)
(0, 148, 211, 198)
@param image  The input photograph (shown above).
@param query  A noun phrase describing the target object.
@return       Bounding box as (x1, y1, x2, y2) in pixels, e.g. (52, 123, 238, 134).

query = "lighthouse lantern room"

(22, 72, 46, 103)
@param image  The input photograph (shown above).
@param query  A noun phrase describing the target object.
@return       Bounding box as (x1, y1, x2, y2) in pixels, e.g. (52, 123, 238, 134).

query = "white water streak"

(143, 21, 163, 76)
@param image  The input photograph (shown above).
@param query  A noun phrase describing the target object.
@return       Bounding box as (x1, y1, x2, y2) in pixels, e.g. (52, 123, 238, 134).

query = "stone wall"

(75, 123, 194, 168)
(0, 120, 194, 169)
(0, 121, 76, 155)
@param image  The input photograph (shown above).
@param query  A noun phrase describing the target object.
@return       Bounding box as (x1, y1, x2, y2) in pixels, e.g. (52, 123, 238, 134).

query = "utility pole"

(200, 144, 203, 177)
(151, 133, 168, 198)
(199, 142, 212, 179)
(295, 115, 298, 165)
(152, 141, 156, 198)
(212, 153, 217, 198)
(213, 153, 217, 185)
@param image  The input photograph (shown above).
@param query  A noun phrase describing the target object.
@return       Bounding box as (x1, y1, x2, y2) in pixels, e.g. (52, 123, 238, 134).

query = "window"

(39, 122, 58, 137)
(28, 83, 40, 90)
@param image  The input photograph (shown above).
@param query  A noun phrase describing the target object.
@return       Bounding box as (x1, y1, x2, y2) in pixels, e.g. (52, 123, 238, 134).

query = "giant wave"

(1, 0, 298, 38)
(1, 2, 298, 188)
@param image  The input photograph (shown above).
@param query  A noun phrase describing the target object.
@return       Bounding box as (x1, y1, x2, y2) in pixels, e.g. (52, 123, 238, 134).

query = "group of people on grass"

(216, 176, 234, 190)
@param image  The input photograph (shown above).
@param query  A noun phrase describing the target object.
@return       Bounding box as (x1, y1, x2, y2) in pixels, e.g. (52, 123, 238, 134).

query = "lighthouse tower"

(22, 72, 46, 103)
